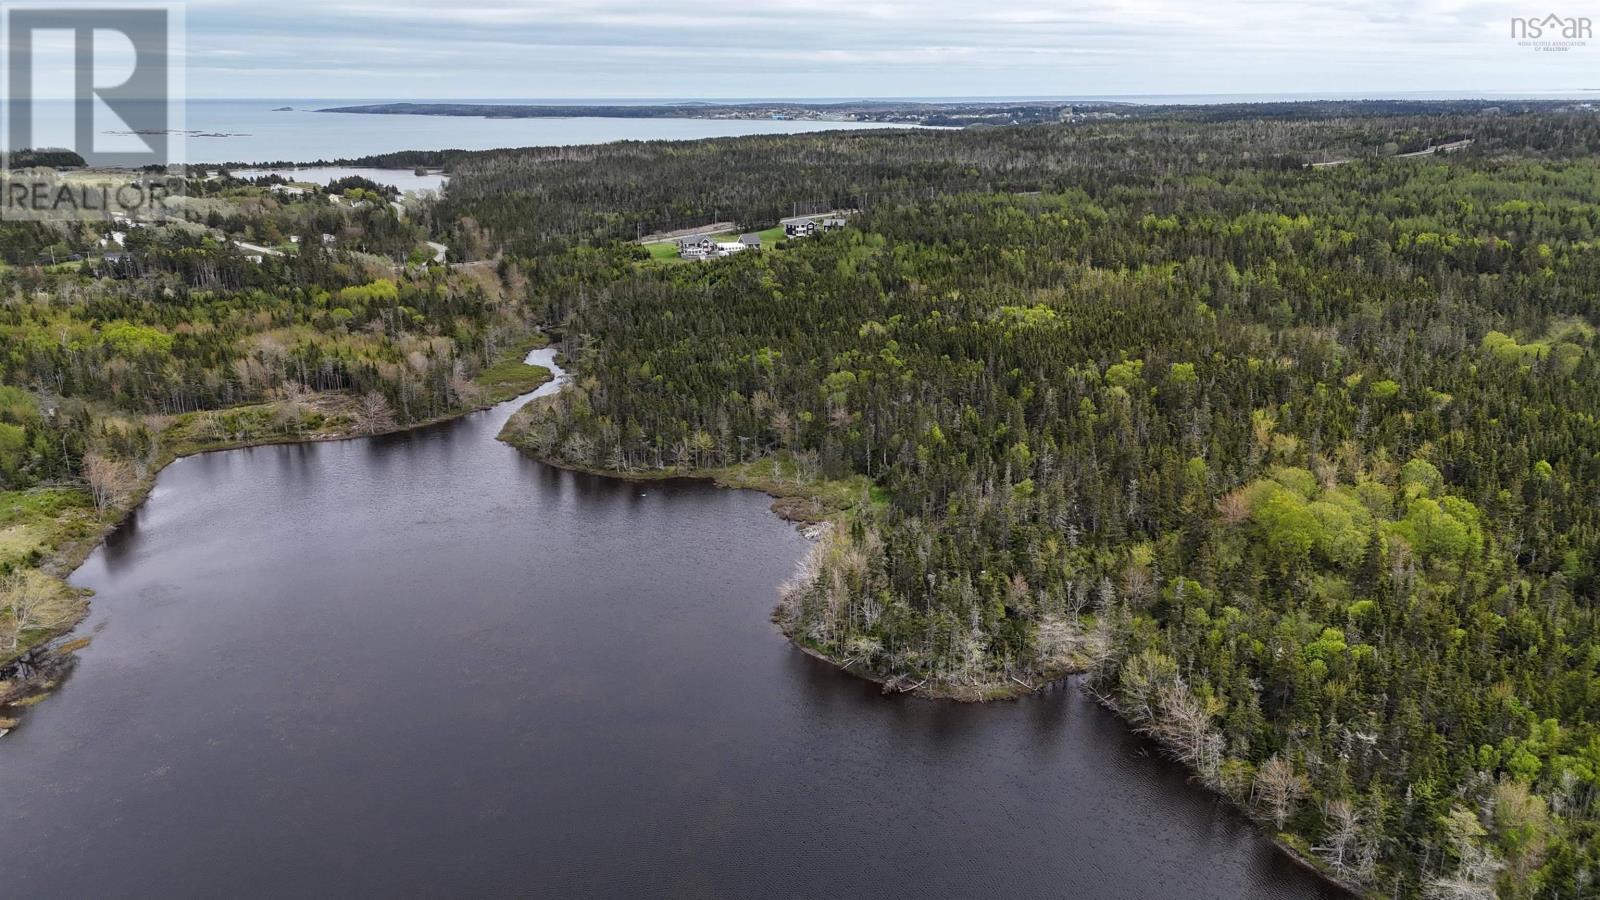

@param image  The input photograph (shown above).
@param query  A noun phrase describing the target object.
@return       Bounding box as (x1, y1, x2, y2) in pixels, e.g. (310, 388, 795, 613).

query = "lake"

(0, 350, 1344, 898)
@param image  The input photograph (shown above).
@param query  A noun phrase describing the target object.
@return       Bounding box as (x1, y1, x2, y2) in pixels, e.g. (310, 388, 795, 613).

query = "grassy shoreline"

(0, 336, 553, 712)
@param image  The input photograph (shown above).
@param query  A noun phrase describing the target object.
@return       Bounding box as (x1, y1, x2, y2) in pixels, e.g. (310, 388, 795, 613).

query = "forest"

(4, 102, 1600, 897)
(464, 108, 1600, 898)
(427, 101, 1590, 255)
(0, 169, 545, 690)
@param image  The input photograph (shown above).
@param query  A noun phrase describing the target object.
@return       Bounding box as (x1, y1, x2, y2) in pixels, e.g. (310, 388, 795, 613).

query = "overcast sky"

(169, 0, 1600, 98)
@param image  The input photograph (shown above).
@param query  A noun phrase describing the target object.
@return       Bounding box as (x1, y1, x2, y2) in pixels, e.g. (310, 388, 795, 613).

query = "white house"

(781, 217, 818, 239)
(677, 234, 715, 259)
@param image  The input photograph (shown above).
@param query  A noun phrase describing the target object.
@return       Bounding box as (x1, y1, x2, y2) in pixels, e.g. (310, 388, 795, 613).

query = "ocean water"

(19, 92, 1596, 166)
(11, 99, 913, 165)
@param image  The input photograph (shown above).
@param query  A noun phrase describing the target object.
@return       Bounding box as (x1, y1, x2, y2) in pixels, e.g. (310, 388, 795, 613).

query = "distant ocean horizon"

(12, 91, 1596, 166)
(215, 90, 1599, 104)
(14, 99, 912, 166)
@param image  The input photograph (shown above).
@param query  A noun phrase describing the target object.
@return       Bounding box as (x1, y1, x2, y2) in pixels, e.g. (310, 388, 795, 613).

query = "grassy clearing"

(745, 225, 786, 245)
(161, 399, 353, 458)
(704, 454, 880, 523)
(0, 491, 97, 665)
(644, 240, 682, 261)
(641, 225, 788, 264)
(158, 334, 551, 458)
(473, 334, 553, 401)
(0, 489, 97, 571)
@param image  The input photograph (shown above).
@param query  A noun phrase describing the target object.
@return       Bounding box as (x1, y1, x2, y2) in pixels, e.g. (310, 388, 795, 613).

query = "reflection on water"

(0, 362, 1343, 899)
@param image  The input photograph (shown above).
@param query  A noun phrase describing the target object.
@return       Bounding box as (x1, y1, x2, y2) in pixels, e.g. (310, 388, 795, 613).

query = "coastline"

(0, 340, 554, 714)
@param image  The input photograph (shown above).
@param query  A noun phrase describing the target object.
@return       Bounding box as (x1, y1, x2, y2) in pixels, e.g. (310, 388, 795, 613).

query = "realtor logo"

(1510, 13, 1592, 51)
(1, 3, 185, 220)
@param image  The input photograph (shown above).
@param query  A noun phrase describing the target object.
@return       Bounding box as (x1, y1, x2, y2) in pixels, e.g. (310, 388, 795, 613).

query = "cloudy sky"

(171, 0, 1597, 98)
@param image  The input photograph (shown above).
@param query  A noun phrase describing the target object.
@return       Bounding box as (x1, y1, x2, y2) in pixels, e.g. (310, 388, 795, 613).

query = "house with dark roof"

(781, 217, 817, 239)
(676, 234, 715, 259)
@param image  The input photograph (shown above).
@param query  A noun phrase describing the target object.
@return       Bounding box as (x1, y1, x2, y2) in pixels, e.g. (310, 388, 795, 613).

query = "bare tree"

(1426, 828, 1503, 900)
(193, 412, 225, 444)
(769, 409, 794, 448)
(1156, 677, 1225, 783)
(1215, 488, 1252, 525)
(1314, 799, 1363, 879)
(83, 452, 136, 515)
(1254, 755, 1308, 829)
(1123, 564, 1156, 607)
(1423, 806, 1503, 899)
(2, 572, 68, 652)
(449, 373, 483, 408)
(357, 391, 397, 434)
(562, 433, 596, 466)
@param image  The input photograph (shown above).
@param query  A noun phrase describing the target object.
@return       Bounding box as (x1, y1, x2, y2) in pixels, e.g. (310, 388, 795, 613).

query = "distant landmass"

(316, 100, 1126, 128)
(318, 97, 1595, 129)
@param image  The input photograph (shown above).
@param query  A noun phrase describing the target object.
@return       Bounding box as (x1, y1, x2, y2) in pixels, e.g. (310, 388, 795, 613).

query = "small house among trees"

(781, 217, 817, 239)
(676, 234, 715, 259)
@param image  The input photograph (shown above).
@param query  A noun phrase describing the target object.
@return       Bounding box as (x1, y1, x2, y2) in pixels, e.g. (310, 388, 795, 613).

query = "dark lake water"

(0, 351, 1344, 898)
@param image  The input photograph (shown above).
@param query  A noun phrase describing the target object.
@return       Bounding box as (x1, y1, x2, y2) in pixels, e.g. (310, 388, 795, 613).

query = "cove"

(0, 349, 1343, 898)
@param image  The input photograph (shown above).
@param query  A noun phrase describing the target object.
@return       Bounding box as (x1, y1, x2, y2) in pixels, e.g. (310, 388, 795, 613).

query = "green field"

(472, 334, 555, 401)
(644, 240, 683, 261)
(641, 225, 786, 262)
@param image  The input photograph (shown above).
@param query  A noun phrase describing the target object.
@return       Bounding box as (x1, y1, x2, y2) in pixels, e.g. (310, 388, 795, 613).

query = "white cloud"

(172, 0, 1599, 98)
